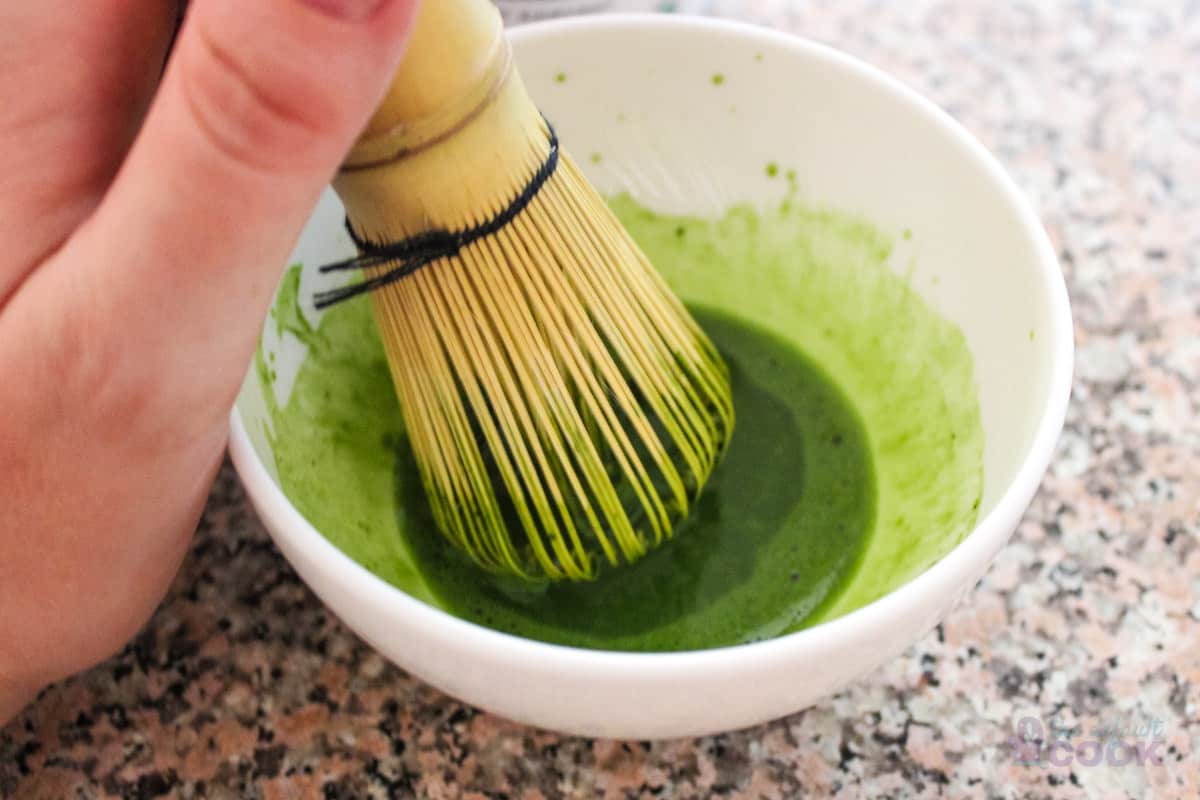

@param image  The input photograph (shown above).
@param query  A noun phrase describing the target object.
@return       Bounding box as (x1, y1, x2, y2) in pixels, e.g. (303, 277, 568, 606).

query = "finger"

(38, 0, 421, 435)
(0, 0, 177, 304)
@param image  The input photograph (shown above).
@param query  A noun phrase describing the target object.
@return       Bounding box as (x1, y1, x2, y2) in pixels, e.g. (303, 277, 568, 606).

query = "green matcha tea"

(399, 307, 874, 649)
(258, 195, 984, 652)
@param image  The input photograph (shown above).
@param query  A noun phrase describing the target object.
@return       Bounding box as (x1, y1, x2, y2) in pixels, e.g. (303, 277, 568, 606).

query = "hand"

(0, 0, 420, 723)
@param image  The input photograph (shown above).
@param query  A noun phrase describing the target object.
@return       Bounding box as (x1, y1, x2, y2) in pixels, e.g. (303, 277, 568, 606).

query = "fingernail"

(299, 0, 385, 22)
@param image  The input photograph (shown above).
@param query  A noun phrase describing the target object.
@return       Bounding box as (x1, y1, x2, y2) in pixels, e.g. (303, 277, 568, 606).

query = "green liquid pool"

(257, 195, 984, 652)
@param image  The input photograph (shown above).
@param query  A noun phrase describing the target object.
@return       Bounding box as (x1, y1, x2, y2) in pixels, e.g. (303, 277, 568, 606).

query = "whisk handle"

(347, 0, 508, 166)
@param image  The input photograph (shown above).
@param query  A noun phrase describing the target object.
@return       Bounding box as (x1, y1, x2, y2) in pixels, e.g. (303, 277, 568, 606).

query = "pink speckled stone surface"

(4, 1, 1199, 797)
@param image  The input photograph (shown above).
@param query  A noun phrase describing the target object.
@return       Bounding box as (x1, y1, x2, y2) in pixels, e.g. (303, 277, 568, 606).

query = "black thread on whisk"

(312, 118, 561, 310)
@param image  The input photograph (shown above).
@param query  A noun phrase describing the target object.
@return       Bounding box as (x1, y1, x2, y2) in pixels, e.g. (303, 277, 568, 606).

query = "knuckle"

(179, 22, 340, 174)
(55, 311, 158, 443)
(49, 302, 195, 455)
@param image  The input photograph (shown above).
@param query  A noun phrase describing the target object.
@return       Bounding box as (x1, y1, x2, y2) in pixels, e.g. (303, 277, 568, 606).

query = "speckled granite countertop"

(4, 1, 1199, 798)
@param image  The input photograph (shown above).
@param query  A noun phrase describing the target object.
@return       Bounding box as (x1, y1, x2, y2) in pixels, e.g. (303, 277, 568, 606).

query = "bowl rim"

(228, 13, 1074, 674)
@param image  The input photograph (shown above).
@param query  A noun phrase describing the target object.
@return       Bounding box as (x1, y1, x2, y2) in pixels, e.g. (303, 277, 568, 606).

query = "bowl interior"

(236, 18, 1065, 640)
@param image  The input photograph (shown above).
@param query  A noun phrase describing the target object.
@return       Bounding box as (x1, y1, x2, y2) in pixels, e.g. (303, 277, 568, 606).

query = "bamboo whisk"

(326, 0, 734, 581)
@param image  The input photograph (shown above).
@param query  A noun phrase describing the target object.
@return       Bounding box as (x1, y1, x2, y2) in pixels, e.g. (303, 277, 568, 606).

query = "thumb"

(53, 0, 420, 426)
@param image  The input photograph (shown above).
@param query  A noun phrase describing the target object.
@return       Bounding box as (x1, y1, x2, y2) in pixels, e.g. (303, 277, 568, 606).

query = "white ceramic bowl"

(229, 15, 1072, 739)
